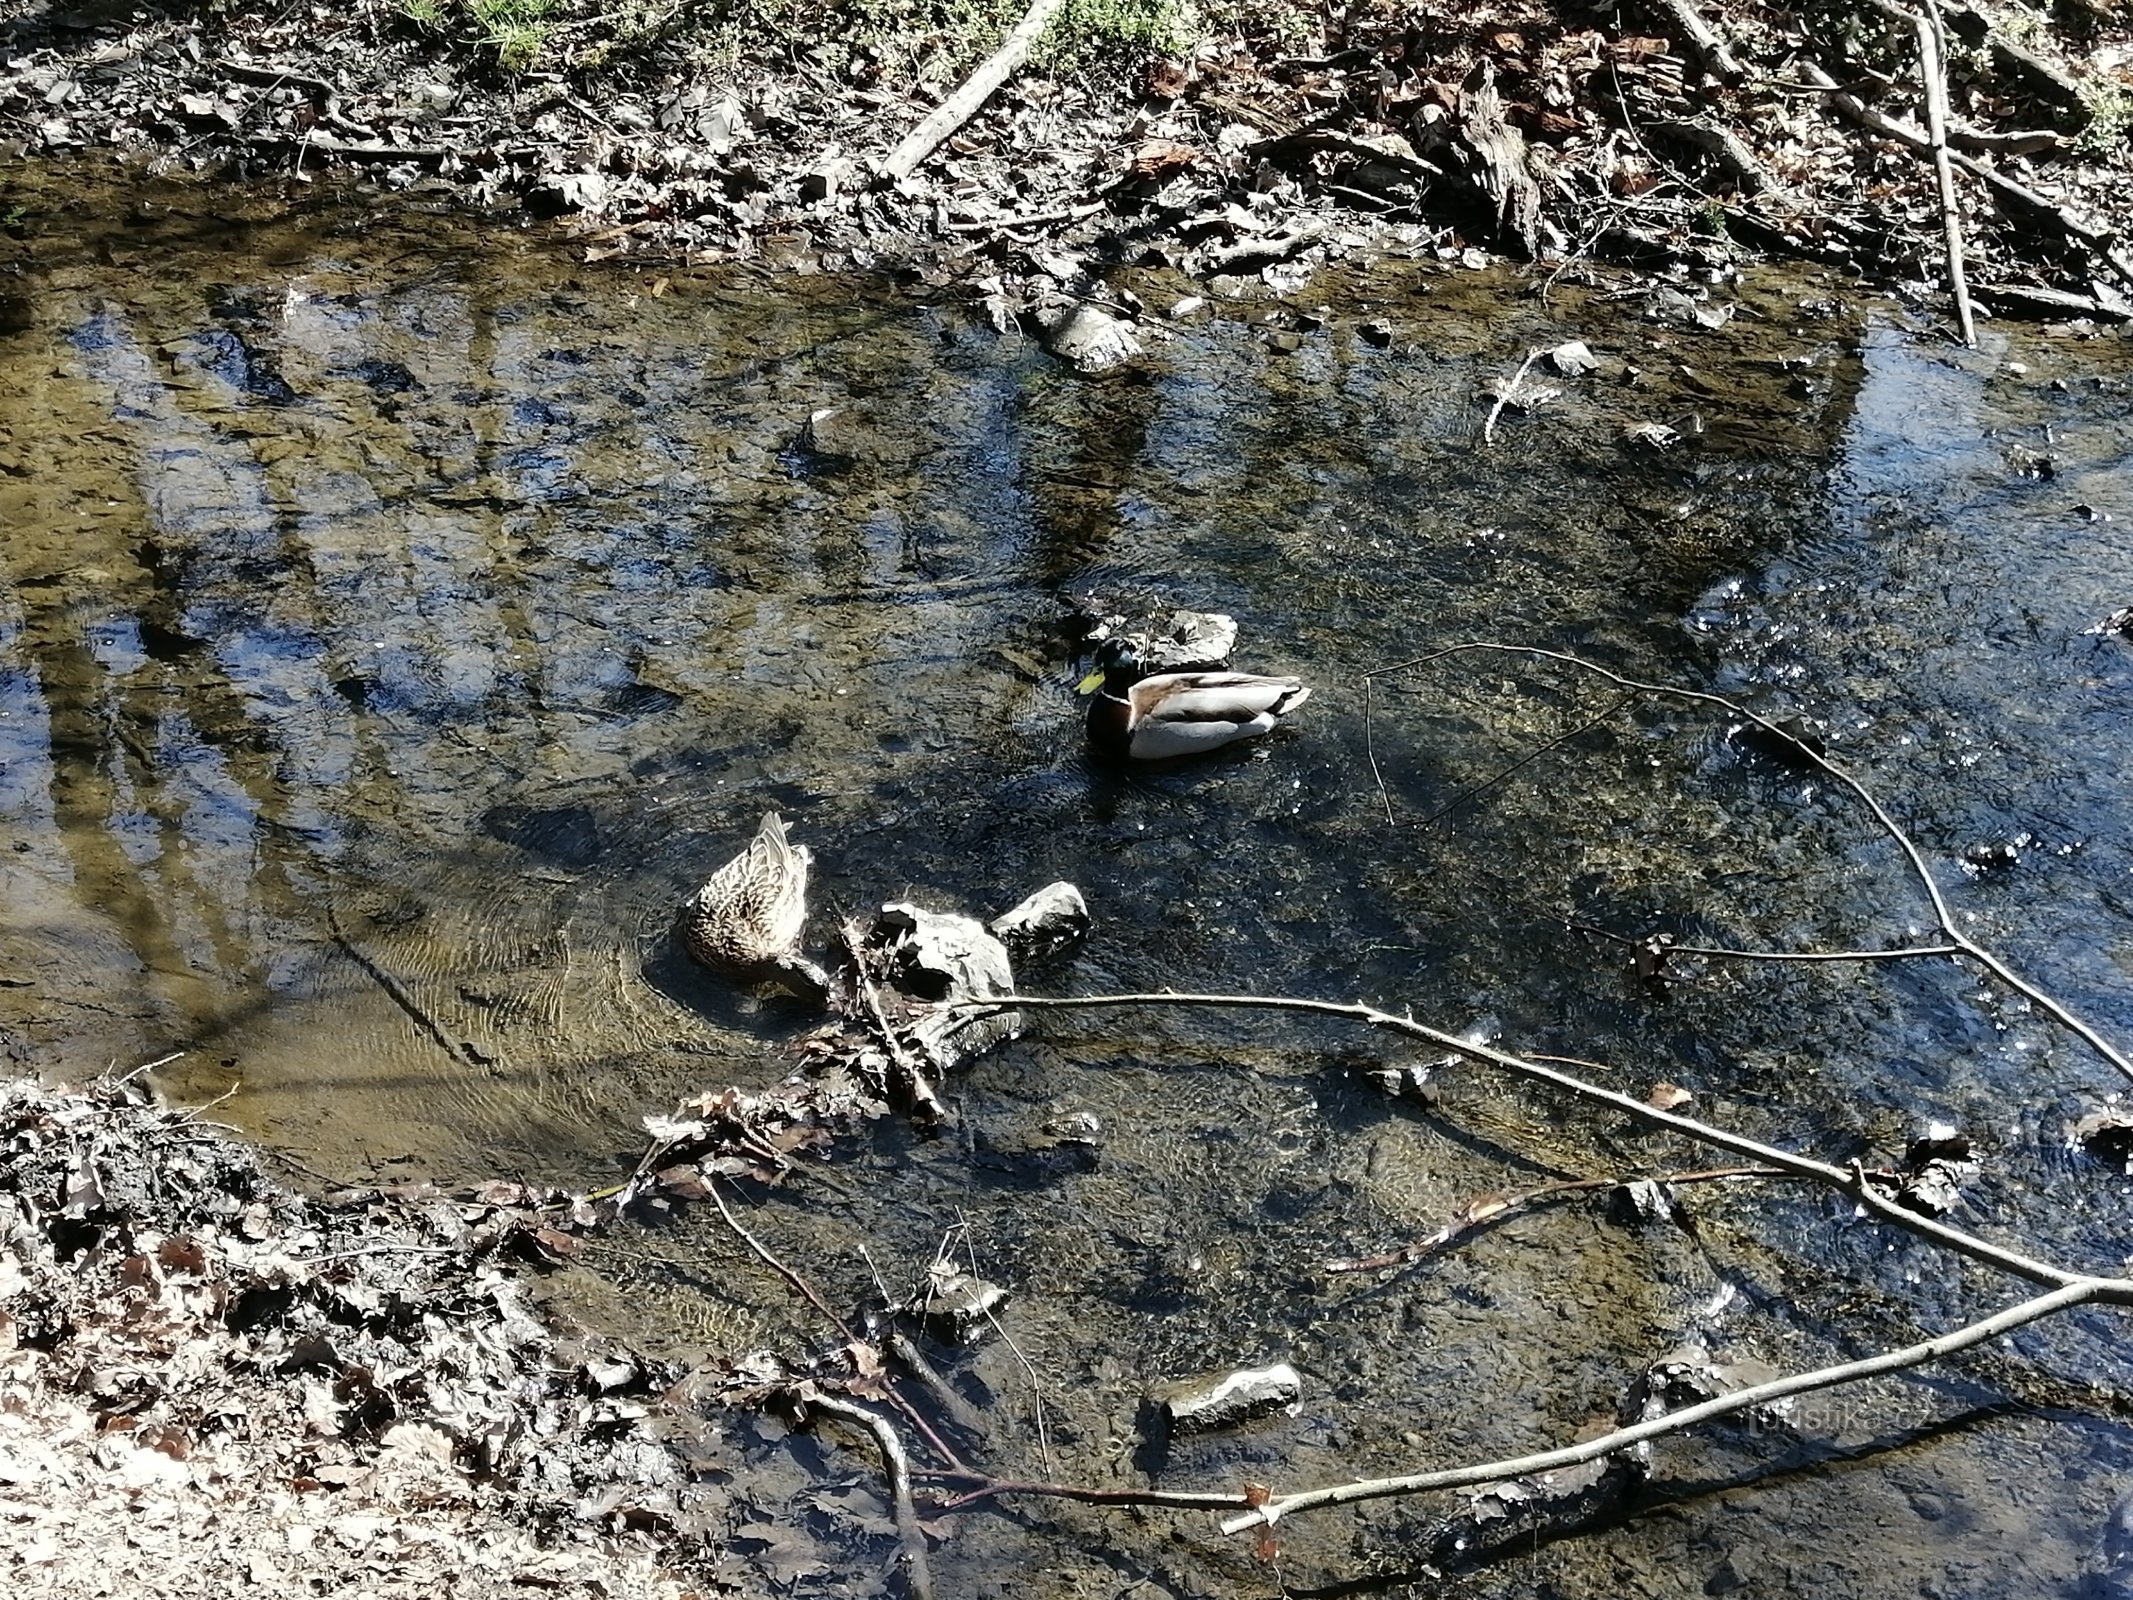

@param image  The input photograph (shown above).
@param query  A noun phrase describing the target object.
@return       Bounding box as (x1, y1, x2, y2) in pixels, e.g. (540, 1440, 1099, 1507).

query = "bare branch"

(1367, 642, 2133, 1086)
(808, 1394, 936, 1600)
(1865, 0, 1976, 342)
(1220, 1280, 2123, 1532)
(1569, 919, 1962, 965)
(1481, 347, 1544, 448)
(982, 989, 2101, 1291)
(1800, 60, 2133, 295)
(926, 1471, 1253, 1515)
(878, 0, 1071, 182)
(708, 1179, 972, 1473)
(1325, 1164, 1793, 1274)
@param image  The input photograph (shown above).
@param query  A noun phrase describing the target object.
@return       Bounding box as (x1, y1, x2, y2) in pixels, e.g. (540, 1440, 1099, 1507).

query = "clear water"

(5, 165, 2133, 1595)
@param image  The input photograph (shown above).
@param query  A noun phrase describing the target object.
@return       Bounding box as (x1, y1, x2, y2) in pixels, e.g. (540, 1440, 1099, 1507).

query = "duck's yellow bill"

(1075, 668, 1105, 694)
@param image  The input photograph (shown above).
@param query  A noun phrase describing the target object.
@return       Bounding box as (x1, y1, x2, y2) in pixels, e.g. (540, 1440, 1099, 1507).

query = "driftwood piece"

(878, 0, 1070, 182)
(1975, 282, 2131, 323)
(1451, 60, 1543, 257)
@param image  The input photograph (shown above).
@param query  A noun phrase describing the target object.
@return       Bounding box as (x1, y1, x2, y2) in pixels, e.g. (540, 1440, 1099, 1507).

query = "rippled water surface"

(6, 166, 2133, 1596)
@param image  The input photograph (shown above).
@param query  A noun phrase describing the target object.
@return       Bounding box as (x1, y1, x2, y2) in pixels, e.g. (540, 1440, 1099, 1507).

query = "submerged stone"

(1147, 1361, 1302, 1435)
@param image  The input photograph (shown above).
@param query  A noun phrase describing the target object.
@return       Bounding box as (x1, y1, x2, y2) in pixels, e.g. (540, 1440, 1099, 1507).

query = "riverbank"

(2, 0, 2129, 322)
(0, 1075, 743, 1599)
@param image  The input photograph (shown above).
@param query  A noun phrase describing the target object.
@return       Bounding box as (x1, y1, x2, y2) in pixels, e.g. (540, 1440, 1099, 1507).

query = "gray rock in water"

(917, 1270, 1008, 1345)
(871, 901, 1020, 1069)
(1147, 1361, 1302, 1436)
(874, 902, 1013, 1002)
(1031, 295, 1142, 376)
(989, 881, 1089, 966)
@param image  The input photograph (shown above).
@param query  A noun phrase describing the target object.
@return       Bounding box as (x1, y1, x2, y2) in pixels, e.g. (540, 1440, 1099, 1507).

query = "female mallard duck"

(1081, 638, 1311, 760)
(681, 812, 832, 1002)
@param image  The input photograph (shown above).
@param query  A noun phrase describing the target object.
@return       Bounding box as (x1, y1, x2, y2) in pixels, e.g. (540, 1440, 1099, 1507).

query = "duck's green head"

(1076, 636, 1143, 694)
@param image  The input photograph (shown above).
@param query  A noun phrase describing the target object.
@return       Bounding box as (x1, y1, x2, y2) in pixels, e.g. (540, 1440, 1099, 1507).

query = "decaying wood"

(1645, 116, 1772, 193)
(1452, 60, 1544, 256)
(1975, 282, 2131, 322)
(1946, 125, 2063, 157)
(878, 0, 1070, 182)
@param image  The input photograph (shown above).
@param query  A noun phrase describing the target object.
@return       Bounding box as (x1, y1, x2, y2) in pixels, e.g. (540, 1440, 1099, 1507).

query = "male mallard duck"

(1081, 638, 1311, 760)
(681, 812, 832, 1002)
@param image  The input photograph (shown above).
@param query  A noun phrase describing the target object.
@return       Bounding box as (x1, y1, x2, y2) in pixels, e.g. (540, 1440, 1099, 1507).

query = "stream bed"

(5, 164, 2133, 1597)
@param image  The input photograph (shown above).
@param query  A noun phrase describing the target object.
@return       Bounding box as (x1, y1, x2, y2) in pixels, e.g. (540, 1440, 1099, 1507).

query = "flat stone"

(1148, 1361, 1302, 1435)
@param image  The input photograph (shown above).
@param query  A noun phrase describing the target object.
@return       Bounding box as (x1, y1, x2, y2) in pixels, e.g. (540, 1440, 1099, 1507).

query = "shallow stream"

(5, 165, 2133, 1596)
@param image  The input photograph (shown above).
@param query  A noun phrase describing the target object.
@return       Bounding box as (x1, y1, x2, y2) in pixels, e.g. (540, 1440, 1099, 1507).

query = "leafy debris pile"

(0, 1075, 749, 1600)
(0, 1, 2127, 312)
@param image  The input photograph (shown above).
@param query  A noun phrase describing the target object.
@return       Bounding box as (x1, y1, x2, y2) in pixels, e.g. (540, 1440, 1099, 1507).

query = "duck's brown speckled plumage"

(682, 813, 829, 1000)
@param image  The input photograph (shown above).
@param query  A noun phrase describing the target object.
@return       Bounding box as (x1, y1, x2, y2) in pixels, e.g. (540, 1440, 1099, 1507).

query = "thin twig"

(709, 1178, 861, 1342)
(1325, 1164, 1793, 1273)
(1568, 919, 1962, 965)
(113, 1051, 185, 1086)
(707, 1179, 971, 1473)
(326, 903, 488, 1072)
(1364, 673, 1393, 825)
(1415, 694, 1634, 830)
(808, 1393, 936, 1600)
(1677, 940, 1962, 962)
(979, 989, 2097, 1291)
(924, 1472, 1253, 1514)
(1370, 643, 2133, 1086)
(953, 1214, 1051, 1473)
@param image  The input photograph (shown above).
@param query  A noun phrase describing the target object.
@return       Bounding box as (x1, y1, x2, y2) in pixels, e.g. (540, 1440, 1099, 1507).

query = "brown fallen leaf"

(1128, 138, 1199, 181)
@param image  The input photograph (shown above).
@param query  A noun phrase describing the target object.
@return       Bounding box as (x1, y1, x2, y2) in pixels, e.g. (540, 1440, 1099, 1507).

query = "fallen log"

(878, 0, 1070, 182)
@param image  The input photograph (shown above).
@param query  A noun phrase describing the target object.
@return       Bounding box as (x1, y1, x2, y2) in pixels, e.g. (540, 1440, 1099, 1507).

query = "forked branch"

(1367, 643, 2133, 1086)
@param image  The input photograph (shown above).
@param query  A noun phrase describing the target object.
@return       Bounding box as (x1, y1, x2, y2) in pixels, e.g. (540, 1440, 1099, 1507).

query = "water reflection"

(6, 172, 2133, 1594)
